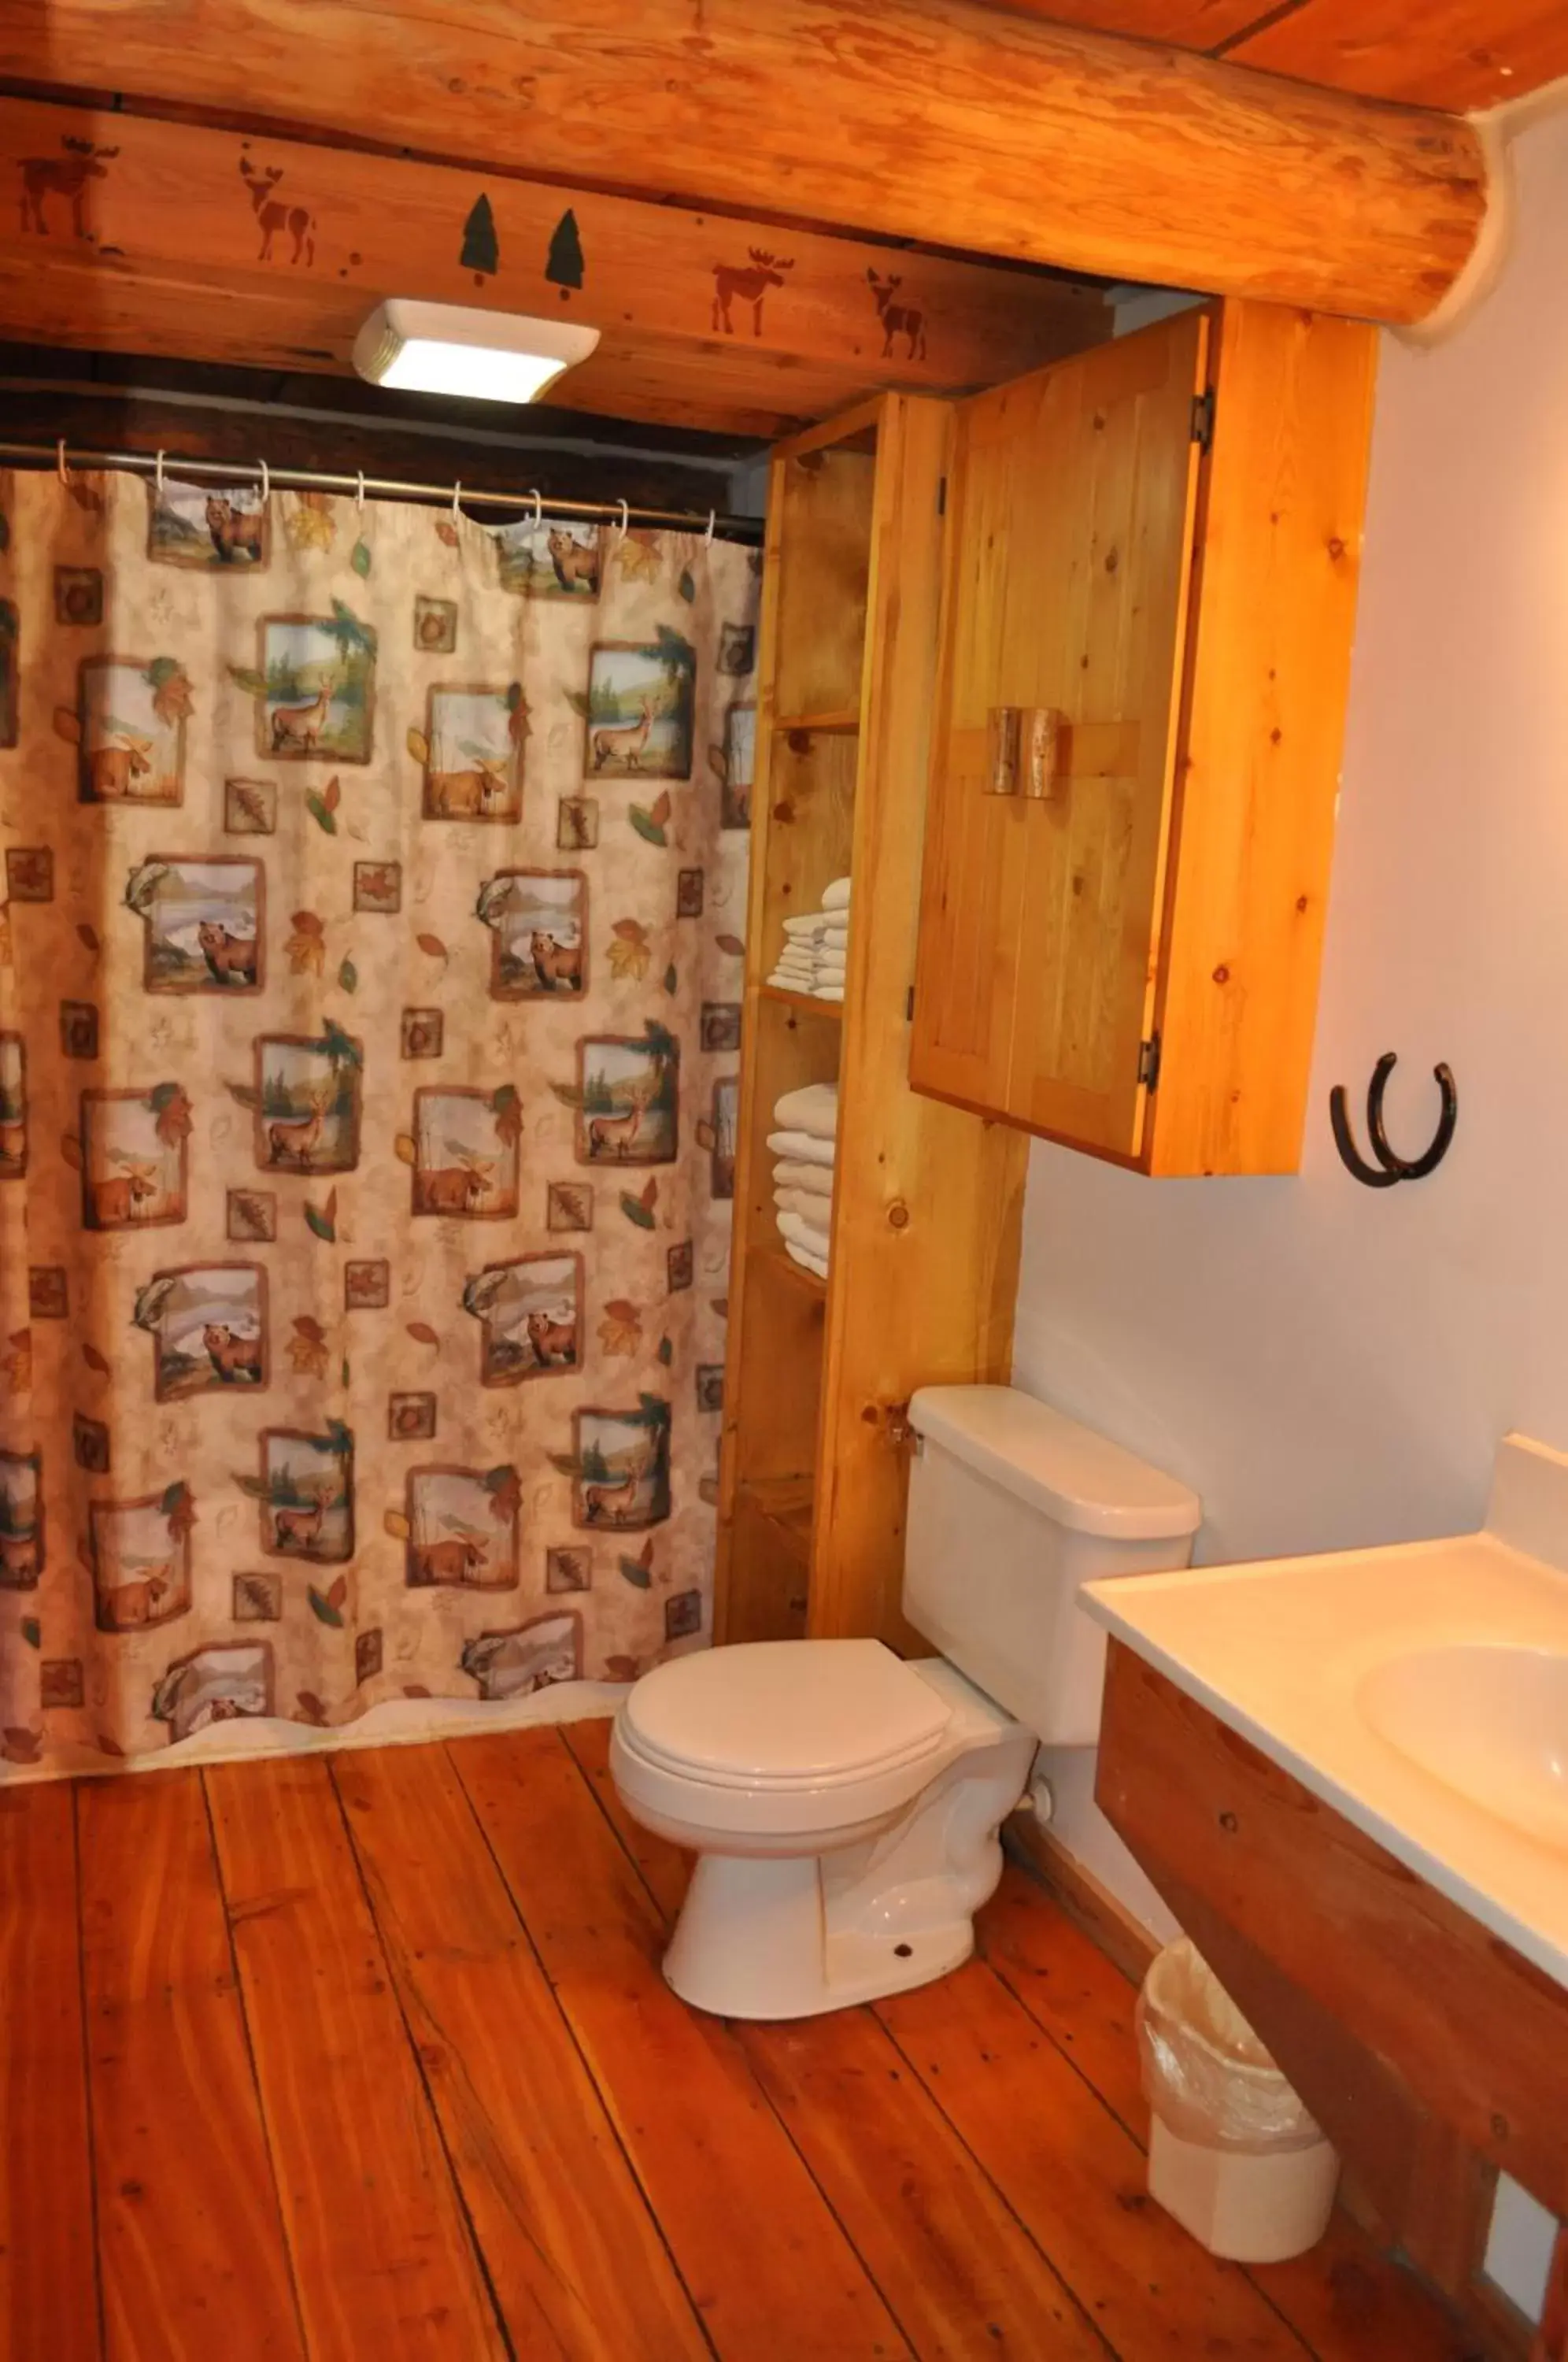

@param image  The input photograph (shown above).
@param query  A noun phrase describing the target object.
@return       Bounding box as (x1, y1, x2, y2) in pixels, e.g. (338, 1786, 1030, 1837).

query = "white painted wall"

(1012, 96, 1568, 2317)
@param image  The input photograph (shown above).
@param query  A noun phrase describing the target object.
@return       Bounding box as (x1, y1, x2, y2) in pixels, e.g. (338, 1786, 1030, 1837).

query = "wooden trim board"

(0, 94, 1108, 438)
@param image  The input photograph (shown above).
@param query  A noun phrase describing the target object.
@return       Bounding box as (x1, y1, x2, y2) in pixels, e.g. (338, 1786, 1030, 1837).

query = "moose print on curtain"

(0, 468, 756, 1769)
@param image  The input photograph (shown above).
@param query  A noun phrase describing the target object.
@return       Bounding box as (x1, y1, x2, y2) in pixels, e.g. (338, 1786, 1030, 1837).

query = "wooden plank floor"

(2, 1721, 1480, 2362)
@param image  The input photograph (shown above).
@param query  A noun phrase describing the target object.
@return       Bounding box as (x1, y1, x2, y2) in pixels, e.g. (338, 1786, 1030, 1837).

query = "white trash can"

(1136, 1937, 1340, 2264)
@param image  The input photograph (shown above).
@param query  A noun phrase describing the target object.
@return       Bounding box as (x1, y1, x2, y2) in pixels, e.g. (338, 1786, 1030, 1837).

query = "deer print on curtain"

(0, 469, 756, 1769)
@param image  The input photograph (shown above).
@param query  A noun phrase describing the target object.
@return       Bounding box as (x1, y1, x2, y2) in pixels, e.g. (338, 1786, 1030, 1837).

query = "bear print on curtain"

(0, 468, 756, 1768)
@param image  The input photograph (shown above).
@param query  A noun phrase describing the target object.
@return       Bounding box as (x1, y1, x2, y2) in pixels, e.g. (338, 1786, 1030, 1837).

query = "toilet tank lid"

(908, 1386, 1201, 1540)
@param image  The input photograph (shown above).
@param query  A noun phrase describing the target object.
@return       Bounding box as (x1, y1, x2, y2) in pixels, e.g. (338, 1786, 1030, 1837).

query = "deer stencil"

(239, 154, 316, 265)
(867, 270, 927, 361)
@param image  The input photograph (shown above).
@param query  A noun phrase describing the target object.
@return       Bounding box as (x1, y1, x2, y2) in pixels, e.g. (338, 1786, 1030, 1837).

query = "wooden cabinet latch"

(985, 705, 1063, 801)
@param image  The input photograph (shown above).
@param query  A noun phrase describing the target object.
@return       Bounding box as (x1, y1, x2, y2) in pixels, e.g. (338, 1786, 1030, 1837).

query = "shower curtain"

(0, 466, 756, 1769)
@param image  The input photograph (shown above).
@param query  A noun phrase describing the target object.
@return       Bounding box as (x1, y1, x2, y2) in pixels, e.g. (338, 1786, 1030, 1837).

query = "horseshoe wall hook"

(1330, 1052, 1458, 1187)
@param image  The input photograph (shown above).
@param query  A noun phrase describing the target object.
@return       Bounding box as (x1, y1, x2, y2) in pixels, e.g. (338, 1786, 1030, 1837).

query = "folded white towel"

(812, 984, 845, 1002)
(771, 959, 817, 980)
(820, 878, 852, 913)
(772, 1158, 834, 1199)
(773, 1082, 838, 1139)
(819, 926, 849, 950)
(778, 1207, 832, 1259)
(767, 1127, 835, 1168)
(774, 1185, 833, 1224)
(784, 1239, 830, 1281)
(782, 913, 830, 939)
(769, 966, 816, 986)
(812, 956, 846, 978)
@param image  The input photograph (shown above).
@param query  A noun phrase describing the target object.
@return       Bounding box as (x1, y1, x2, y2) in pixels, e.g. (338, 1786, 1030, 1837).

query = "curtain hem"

(0, 1675, 630, 1788)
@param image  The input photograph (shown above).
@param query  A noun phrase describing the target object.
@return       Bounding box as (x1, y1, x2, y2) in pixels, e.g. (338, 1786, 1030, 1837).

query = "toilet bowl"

(611, 1642, 1036, 2017)
(612, 1385, 1201, 2021)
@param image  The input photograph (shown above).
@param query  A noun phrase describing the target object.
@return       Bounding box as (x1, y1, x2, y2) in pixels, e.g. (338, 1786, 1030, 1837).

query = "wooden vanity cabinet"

(910, 298, 1378, 1178)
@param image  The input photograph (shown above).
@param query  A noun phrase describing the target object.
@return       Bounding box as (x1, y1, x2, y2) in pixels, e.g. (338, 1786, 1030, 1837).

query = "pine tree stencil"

(460, 194, 499, 280)
(545, 209, 585, 294)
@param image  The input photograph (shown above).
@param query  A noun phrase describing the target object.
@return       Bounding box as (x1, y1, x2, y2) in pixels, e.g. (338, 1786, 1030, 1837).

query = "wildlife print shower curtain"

(0, 467, 755, 1769)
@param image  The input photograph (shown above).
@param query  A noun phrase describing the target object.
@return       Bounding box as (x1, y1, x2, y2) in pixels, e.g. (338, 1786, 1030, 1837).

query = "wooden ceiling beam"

(1225, 0, 1568, 112)
(977, 0, 1269, 42)
(0, 96, 1106, 439)
(0, 0, 1488, 326)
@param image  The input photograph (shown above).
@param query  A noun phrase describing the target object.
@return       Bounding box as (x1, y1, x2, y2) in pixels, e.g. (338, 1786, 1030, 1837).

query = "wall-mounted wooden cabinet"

(911, 299, 1378, 1178)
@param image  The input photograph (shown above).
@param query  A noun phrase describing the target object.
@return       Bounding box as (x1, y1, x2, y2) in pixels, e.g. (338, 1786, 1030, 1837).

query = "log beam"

(0, 96, 1107, 439)
(0, 0, 1488, 328)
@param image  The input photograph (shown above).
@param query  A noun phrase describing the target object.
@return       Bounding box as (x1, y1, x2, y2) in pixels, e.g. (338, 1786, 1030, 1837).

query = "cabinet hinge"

(937, 475, 947, 516)
(906, 983, 915, 1022)
(1190, 389, 1216, 454)
(1137, 1031, 1163, 1092)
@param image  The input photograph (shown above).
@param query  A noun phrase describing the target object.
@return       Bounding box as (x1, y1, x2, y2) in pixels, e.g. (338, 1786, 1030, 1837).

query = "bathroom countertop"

(1083, 1516, 1568, 1992)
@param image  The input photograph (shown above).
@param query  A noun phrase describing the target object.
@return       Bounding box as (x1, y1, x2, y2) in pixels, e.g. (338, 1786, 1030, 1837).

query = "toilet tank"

(904, 1386, 1200, 1745)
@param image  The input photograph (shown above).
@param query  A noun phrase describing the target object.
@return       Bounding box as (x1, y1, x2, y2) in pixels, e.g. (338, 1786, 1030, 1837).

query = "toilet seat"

(611, 1640, 967, 1843)
(620, 1638, 952, 1790)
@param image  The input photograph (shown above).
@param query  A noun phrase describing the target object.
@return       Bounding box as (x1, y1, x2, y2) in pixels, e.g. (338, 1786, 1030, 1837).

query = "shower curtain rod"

(0, 439, 765, 543)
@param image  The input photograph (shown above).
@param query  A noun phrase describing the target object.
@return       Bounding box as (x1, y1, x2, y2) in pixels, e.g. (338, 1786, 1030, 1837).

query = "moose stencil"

(712, 248, 794, 336)
(19, 136, 118, 239)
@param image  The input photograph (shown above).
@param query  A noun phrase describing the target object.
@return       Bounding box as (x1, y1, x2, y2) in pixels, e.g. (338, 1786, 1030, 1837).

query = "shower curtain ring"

(452, 479, 464, 521)
(154, 448, 166, 498)
(530, 489, 542, 527)
(355, 469, 366, 513)
(56, 437, 72, 486)
(704, 509, 716, 546)
(615, 498, 629, 541)
(258, 457, 269, 503)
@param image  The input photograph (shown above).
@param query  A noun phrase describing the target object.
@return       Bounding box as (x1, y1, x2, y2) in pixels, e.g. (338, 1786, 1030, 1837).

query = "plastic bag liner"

(1136, 1938, 1325, 2154)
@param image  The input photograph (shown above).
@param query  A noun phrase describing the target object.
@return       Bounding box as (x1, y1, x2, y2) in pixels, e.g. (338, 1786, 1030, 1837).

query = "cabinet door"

(912, 310, 1208, 1158)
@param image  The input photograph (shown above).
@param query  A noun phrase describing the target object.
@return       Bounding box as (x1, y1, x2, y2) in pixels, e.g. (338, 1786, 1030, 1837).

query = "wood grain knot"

(1218, 1810, 1240, 1834)
(887, 1200, 910, 1231)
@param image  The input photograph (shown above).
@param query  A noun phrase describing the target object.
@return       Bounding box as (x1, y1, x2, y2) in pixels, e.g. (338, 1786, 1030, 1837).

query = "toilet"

(611, 1384, 1200, 2020)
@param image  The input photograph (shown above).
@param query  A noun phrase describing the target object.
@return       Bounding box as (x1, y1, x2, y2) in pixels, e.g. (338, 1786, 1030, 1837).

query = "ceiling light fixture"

(352, 300, 601, 405)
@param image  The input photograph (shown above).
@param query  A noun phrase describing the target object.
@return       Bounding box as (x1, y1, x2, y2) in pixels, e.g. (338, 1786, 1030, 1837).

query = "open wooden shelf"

(760, 983, 844, 1021)
(751, 1240, 829, 1301)
(737, 1473, 815, 1545)
(726, 1472, 815, 1645)
(716, 391, 1031, 1656)
(773, 708, 860, 735)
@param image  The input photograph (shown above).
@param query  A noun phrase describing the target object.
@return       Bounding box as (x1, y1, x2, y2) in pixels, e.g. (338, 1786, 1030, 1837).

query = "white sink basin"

(1359, 1644, 1568, 1851)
